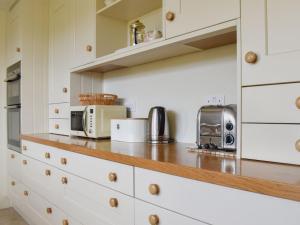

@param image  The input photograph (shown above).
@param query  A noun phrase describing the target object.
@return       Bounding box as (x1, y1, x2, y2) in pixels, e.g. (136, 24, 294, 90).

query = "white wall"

(0, 9, 9, 209)
(103, 44, 237, 143)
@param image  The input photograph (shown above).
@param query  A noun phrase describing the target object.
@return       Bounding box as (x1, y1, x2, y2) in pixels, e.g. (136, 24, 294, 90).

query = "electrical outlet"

(124, 99, 136, 115)
(205, 95, 225, 105)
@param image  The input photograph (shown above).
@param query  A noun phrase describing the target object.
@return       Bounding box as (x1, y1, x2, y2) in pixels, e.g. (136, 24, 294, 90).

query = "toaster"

(196, 105, 237, 151)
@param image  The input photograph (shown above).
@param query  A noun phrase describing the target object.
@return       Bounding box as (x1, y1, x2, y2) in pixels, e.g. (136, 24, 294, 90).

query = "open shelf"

(96, 0, 162, 21)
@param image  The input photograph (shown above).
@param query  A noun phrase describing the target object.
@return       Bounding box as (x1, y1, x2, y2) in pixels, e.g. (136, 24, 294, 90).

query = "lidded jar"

(129, 20, 145, 46)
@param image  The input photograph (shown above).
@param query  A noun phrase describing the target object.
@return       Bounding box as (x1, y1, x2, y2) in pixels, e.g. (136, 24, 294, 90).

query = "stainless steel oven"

(5, 61, 21, 106)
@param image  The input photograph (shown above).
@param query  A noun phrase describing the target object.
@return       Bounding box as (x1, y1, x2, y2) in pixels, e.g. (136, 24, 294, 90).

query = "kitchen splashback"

(102, 44, 237, 143)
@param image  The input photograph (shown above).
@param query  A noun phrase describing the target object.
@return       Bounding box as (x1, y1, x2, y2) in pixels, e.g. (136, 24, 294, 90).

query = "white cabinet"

(164, 0, 240, 39)
(242, 0, 300, 86)
(6, 0, 21, 66)
(72, 0, 96, 67)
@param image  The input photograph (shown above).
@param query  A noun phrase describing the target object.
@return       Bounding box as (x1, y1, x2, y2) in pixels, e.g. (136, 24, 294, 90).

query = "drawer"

(49, 103, 70, 119)
(135, 199, 207, 225)
(8, 176, 20, 199)
(7, 150, 22, 180)
(242, 124, 300, 165)
(49, 118, 70, 135)
(61, 171, 134, 225)
(242, 83, 300, 123)
(135, 168, 300, 225)
(56, 149, 134, 196)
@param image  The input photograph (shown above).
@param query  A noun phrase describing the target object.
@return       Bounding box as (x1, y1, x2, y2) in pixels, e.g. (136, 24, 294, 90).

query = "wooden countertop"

(22, 133, 300, 202)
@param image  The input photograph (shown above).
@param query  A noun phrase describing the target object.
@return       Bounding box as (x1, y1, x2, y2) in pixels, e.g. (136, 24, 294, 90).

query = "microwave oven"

(70, 105, 127, 138)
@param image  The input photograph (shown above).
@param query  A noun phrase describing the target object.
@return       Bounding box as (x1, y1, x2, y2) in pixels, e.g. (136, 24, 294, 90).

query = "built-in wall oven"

(5, 61, 21, 152)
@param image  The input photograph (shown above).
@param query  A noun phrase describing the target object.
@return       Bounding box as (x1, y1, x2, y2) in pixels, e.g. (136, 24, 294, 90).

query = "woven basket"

(79, 93, 118, 105)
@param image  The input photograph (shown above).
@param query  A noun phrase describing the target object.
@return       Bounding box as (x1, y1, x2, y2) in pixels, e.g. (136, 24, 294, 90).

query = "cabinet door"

(165, 0, 240, 39)
(242, 0, 300, 85)
(72, 0, 96, 67)
(49, 0, 72, 104)
(6, 1, 21, 66)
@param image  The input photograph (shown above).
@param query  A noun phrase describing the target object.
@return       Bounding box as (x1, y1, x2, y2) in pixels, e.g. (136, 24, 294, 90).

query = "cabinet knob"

(62, 219, 69, 225)
(55, 124, 60, 129)
(61, 157, 67, 165)
(245, 51, 258, 64)
(22, 160, 27, 165)
(24, 191, 29, 196)
(62, 87, 68, 93)
(86, 45, 92, 52)
(54, 108, 59, 114)
(45, 169, 51, 176)
(11, 181, 16, 186)
(108, 172, 117, 182)
(166, 11, 175, 21)
(149, 215, 160, 225)
(22, 146, 27, 151)
(16, 47, 21, 52)
(10, 154, 15, 159)
(109, 198, 118, 208)
(149, 184, 160, 195)
(45, 152, 51, 159)
(61, 177, 68, 184)
(295, 97, 300, 109)
(295, 140, 300, 152)
(46, 208, 52, 214)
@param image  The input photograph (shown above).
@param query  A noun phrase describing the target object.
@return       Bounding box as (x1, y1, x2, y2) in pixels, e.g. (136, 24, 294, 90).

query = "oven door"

(70, 107, 88, 137)
(6, 105, 21, 152)
(5, 74, 21, 105)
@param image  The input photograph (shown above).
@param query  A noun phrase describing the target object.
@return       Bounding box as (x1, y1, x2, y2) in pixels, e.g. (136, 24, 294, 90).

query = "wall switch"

(205, 95, 225, 105)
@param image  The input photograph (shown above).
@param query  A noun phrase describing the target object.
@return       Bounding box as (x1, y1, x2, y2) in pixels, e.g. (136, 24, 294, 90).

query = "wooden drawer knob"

(61, 158, 67, 165)
(109, 198, 118, 208)
(16, 47, 21, 52)
(24, 191, 29, 196)
(55, 124, 60, 129)
(10, 154, 15, 159)
(45, 169, 51, 176)
(22, 160, 27, 165)
(46, 207, 52, 214)
(62, 87, 68, 93)
(62, 219, 69, 225)
(54, 108, 59, 114)
(108, 172, 117, 182)
(22, 146, 27, 151)
(61, 177, 68, 184)
(86, 45, 92, 52)
(166, 11, 175, 21)
(245, 51, 258, 64)
(149, 184, 160, 195)
(295, 97, 300, 109)
(149, 215, 159, 225)
(11, 181, 16, 186)
(45, 152, 51, 159)
(295, 140, 300, 152)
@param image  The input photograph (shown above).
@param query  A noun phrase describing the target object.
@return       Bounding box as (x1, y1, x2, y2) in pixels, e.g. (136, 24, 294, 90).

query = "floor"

(0, 208, 28, 225)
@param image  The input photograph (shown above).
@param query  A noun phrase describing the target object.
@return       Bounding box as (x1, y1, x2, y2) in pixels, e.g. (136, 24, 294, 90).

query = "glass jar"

(129, 20, 145, 46)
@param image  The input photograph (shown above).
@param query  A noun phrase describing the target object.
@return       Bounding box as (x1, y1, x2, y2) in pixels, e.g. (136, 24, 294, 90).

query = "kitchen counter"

(22, 133, 300, 202)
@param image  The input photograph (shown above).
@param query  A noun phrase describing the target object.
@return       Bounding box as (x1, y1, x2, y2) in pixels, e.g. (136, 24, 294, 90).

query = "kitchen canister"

(111, 118, 148, 142)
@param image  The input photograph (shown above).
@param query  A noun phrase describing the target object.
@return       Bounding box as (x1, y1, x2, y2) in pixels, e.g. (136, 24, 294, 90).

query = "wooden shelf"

(72, 20, 238, 74)
(96, 0, 162, 21)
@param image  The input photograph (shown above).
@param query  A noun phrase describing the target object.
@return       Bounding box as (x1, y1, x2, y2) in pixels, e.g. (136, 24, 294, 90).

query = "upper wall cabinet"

(72, 0, 96, 67)
(242, 0, 300, 86)
(6, 1, 22, 66)
(164, 0, 240, 39)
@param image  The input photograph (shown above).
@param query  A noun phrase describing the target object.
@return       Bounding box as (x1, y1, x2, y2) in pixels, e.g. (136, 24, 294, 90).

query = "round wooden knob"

(22, 146, 27, 151)
(166, 11, 175, 21)
(245, 51, 258, 64)
(109, 198, 118, 208)
(149, 184, 160, 195)
(11, 181, 16, 186)
(22, 160, 27, 165)
(24, 191, 29, 196)
(62, 219, 69, 225)
(10, 154, 15, 159)
(295, 140, 300, 152)
(45, 152, 51, 159)
(61, 158, 67, 165)
(55, 124, 60, 129)
(46, 208, 52, 214)
(108, 172, 117, 182)
(86, 45, 92, 52)
(295, 97, 300, 109)
(45, 169, 51, 176)
(61, 177, 68, 184)
(149, 215, 159, 225)
(54, 108, 59, 114)
(16, 47, 21, 52)
(62, 87, 68, 93)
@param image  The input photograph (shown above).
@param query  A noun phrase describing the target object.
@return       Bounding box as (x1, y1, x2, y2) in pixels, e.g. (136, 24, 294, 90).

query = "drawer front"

(7, 150, 22, 180)
(61, 171, 134, 225)
(49, 118, 70, 135)
(56, 149, 134, 196)
(242, 124, 300, 165)
(135, 168, 300, 225)
(49, 103, 70, 119)
(135, 199, 207, 225)
(243, 83, 300, 123)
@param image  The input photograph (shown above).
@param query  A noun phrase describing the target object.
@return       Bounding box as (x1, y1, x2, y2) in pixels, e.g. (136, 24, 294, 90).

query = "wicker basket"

(79, 93, 118, 105)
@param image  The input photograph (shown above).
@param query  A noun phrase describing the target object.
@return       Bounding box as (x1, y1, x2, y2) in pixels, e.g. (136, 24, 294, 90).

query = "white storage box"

(111, 119, 148, 142)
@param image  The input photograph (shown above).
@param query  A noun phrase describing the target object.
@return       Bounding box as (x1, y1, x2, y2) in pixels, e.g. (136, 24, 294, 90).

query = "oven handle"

(82, 106, 88, 136)
(4, 74, 20, 82)
(4, 105, 21, 109)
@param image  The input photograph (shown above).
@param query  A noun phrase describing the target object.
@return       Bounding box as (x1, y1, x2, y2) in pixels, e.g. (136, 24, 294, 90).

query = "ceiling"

(0, 0, 13, 9)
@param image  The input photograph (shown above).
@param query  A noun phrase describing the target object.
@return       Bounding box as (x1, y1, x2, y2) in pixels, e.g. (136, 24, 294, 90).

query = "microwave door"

(71, 108, 88, 136)
(82, 107, 88, 136)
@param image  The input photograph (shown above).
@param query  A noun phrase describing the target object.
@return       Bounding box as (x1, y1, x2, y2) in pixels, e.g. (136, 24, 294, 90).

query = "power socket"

(205, 95, 225, 105)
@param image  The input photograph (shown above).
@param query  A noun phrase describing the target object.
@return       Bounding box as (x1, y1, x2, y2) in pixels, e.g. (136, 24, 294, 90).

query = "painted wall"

(103, 44, 237, 143)
(0, 9, 9, 209)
